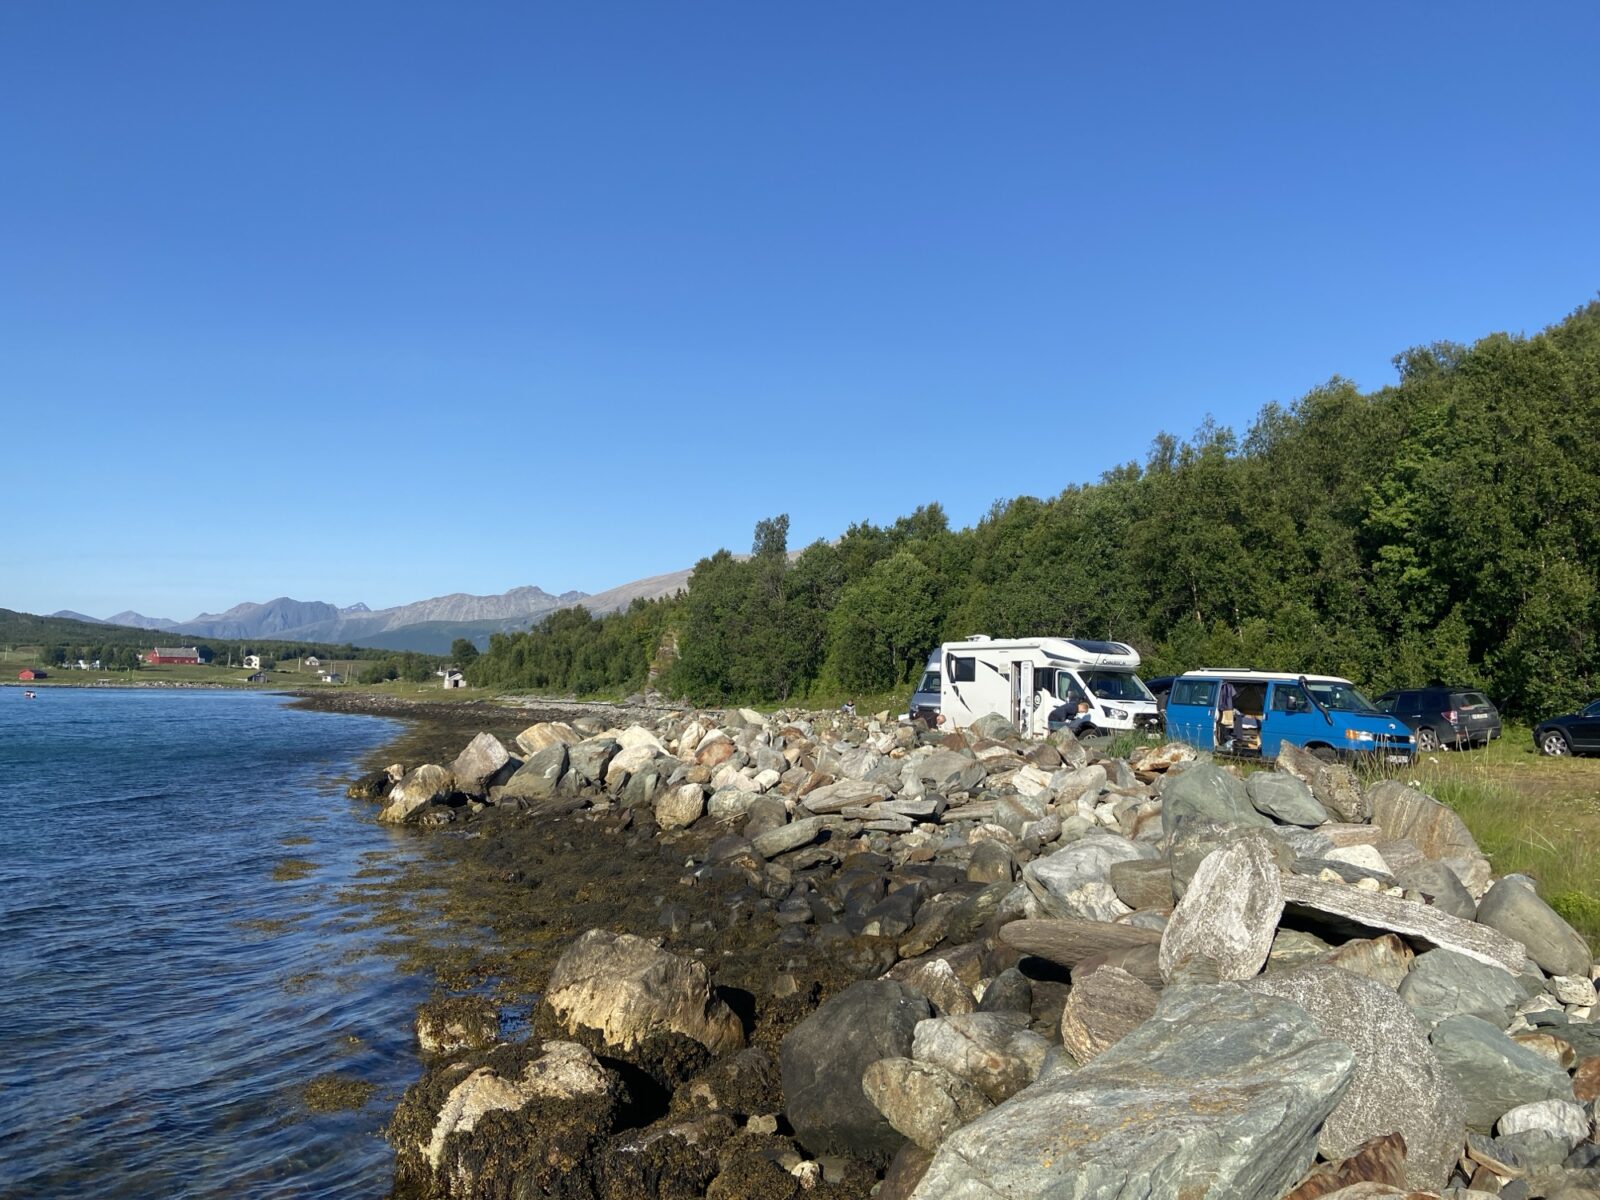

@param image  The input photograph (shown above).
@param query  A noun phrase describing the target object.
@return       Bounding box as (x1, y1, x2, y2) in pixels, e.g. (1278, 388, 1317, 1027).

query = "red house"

(18, 668, 47, 680)
(145, 646, 203, 665)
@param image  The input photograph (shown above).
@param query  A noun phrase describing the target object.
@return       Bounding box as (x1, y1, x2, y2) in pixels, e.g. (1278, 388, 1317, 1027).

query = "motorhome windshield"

(1305, 682, 1380, 713)
(916, 670, 940, 694)
(1081, 671, 1154, 702)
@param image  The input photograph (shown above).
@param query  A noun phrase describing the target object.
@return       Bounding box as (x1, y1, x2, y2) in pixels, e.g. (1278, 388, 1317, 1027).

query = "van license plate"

(1385, 753, 1411, 764)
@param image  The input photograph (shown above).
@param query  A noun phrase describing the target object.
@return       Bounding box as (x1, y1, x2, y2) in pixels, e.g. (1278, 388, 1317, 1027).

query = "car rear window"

(1455, 692, 1490, 709)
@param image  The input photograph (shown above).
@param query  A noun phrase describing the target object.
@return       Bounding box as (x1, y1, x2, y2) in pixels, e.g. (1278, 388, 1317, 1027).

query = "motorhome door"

(1013, 660, 1033, 732)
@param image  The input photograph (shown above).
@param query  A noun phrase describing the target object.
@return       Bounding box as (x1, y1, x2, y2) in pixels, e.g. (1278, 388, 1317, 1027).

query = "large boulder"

(1366, 780, 1481, 862)
(498, 742, 569, 804)
(1021, 831, 1156, 922)
(909, 983, 1356, 1200)
(1391, 859, 1477, 921)
(1429, 1014, 1577, 1130)
(1059, 965, 1159, 1064)
(1475, 876, 1591, 978)
(1245, 773, 1328, 826)
(654, 783, 706, 830)
(515, 720, 580, 757)
(543, 930, 744, 1056)
(862, 1058, 991, 1151)
(1248, 965, 1467, 1190)
(379, 763, 454, 823)
(567, 738, 621, 788)
(1276, 742, 1368, 823)
(969, 713, 1019, 740)
(1158, 834, 1284, 983)
(1160, 764, 1271, 834)
(448, 732, 514, 798)
(780, 980, 933, 1165)
(1398, 948, 1526, 1030)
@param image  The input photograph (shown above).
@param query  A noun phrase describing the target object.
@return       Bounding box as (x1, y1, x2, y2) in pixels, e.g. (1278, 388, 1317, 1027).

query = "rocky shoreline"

(342, 698, 1600, 1199)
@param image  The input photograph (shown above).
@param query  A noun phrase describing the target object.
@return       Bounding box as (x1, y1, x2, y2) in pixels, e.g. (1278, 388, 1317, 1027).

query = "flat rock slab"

(999, 917, 1162, 967)
(909, 983, 1356, 1200)
(1248, 965, 1467, 1190)
(1279, 874, 1528, 973)
(1159, 834, 1284, 982)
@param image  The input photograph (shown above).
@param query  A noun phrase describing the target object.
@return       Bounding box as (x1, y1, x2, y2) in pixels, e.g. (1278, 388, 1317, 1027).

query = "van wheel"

(1540, 730, 1571, 757)
(1415, 727, 1439, 752)
(1309, 745, 1339, 764)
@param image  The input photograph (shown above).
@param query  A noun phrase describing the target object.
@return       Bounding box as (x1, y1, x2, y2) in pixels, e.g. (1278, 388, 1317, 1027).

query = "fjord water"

(0, 689, 424, 1199)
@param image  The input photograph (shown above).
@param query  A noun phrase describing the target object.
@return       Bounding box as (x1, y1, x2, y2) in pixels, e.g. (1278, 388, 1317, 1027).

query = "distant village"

(18, 644, 470, 689)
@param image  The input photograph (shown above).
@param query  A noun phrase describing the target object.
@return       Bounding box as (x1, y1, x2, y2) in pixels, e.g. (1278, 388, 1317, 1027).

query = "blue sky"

(4, 2, 1598, 619)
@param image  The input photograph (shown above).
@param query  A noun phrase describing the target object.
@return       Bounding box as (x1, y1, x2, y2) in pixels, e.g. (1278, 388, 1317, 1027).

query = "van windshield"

(1081, 671, 1154, 702)
(916, 671, 940, 694)
(1306, 682, 1380, 713)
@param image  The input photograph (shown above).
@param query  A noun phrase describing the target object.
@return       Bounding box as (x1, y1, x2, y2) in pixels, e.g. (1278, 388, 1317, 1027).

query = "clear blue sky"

(4, 2, 1598, 619)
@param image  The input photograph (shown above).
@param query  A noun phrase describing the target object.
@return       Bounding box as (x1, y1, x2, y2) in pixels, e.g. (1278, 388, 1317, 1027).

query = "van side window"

(948, 656, 976, 683)
(1169, 679, 1216, 707)
(1271, 684, 1311, 713)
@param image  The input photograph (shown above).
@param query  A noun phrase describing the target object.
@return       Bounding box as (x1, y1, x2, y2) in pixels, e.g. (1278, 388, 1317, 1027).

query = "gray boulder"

(908, 983, 1355, 1200)
(752, 815, 824, 858)
(1366, 779, 1481, 862)
(1245, 772, 1329, 826)
(1399, 948, 1526, 1030)
(543, 929, 744, 1056)
(379, 763, 454, 823)
(1475, 876, 1591, 978)
(1392, 858, 1478, 920)
(1161, 764, 1270, 834)
(781, 980, 933, 1165)
(1275, 742, 1369, 823)
(449, 732, 515, 797)
(1430, 1014, 1576, 1130)
(567, 738, 620, 788)
(1022, 831, 1156, 922)
(499, 742, 569, 804)
(970, 713, 1019, 740)
(862, 1058, 991, 1151)
(1158, 834, 1284, 983)
(1247, 965, 1467, 1189)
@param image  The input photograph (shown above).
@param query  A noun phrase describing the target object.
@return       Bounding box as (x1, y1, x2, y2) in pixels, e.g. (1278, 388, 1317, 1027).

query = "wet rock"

(780, 980, 933, 1165)
(1161, 763, 1271, 834)
(1021, 831, 1155, 922)
(1059, 964, 1159, 1064)
(1247, 772, 1329, 826)
(544, 929, 745, 1056)
(1280, 874, 1528, 972)
(398, 1040, 621, 1200)
(655, 783, 706, 830)
(909, 983, 1356, 1200)
(910, 1010, 1050, 1105)
(379, 763, 454, 823)
(1430, 1014, 1577, 1129)
(1248, 964, 1467, 1189)
(600, 1113, 736, 1200)
(676, 1047, 781, 1118)
(1475, 877, 1592, 978)
(1158, 833, 1284, 983)
(1399, 948, 1525, 1030)
(862, 1058, 991, 1151)
(416, 996, 499, 1055)
(345, 769, 391, 800)
(499, 742, 569, 804)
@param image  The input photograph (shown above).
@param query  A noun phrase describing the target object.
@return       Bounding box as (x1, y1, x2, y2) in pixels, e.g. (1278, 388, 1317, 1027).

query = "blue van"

(1163, 669, 1415, 763)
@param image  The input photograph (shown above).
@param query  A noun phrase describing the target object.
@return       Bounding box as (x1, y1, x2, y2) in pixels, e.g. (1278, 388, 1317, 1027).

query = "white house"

(243, 654, 261, 670)
(443, 669, 466, 689)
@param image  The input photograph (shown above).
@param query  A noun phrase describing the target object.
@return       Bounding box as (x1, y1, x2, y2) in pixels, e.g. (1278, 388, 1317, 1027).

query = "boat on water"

(23, 690, 36, 699)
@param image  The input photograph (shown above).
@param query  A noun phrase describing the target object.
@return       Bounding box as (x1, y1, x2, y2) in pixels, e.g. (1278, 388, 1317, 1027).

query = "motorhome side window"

(948, 656, 976, 683)
(1169, 679, 1216, 707)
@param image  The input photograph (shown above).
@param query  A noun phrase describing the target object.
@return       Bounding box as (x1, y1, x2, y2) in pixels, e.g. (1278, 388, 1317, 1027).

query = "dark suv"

(1533, 700, 1600, 756)
(1372, 687, 1502, 751)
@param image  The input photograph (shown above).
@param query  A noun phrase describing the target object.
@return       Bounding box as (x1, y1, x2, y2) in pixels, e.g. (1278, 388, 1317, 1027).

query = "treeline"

(469, 301, 1600, 717)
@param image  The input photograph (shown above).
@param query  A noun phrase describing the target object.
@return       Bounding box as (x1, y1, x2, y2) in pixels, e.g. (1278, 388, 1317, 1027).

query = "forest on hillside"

(467, 301, 1600, 717)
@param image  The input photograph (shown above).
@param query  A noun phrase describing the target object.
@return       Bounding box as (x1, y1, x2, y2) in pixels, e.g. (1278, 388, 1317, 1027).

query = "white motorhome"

(938, 635, 1161, 737)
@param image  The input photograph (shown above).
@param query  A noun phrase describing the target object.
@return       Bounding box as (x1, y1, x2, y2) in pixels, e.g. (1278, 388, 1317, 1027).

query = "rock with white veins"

(1158, 833, 1284, 983)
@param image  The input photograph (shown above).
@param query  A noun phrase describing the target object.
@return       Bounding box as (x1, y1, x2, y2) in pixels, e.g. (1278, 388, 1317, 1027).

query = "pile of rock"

(366, 708, 1600, 1199)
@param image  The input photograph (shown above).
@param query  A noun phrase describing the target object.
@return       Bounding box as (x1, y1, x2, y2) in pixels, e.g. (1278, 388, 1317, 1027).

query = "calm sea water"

(0, 688, 430, 1199)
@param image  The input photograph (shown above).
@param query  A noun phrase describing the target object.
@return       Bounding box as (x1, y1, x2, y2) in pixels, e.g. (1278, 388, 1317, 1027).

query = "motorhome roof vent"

(962, 634, 992, 642)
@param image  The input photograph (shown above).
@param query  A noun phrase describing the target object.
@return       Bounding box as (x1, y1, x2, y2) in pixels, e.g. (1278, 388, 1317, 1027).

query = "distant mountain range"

(49, 568, 695, 655)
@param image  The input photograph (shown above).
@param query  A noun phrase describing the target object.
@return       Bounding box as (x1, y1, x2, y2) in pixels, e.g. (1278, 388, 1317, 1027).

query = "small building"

(18, 668, 47, 681)
(75, 659, 101, 671)
(146, 647, 203, 665)
(243, 654, 261, 670)
(443, 669, 466, 689)
(304, 656, 321, 668)
(244, 670, 267, 683)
